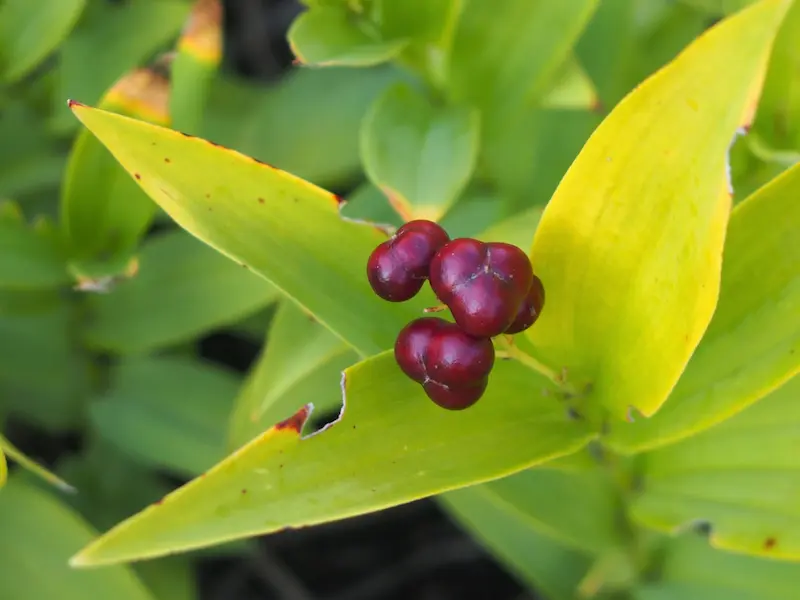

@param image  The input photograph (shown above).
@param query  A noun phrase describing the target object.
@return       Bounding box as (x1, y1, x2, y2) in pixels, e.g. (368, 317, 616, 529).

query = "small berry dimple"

(394, 317, 495, 410)
(505, 274, 545, 334)
(429, 239, 533, 338)
(367, 220, 449, 302)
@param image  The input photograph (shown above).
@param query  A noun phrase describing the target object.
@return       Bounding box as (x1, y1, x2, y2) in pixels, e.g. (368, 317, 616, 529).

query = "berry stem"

(495, 338, 576, 394)
(422, 304, 448, 313)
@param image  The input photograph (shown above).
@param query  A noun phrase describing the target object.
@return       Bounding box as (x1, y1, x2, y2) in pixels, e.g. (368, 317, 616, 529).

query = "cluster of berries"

(367, 220, 545, 410)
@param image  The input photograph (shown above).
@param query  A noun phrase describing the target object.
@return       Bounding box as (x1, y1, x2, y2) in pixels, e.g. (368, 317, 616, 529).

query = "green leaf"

(55, 0, 190, 130)
(478, 468, 622, 554)
(61, 66, 170, 279)
(527, 0, 791, 420)
(442, 485, 593, 600)
(541, 56, 600, 110)
(376, 0, 458, 43)
(631, 375, 800, 560)
(0, 433, 74, 493)
(0, 202, 69, 289)
(135, 557, 197, 600)
(170, 0, 223, 135)
(446, 0, 599, 111)
(607, 160, 800, 451)
(680, 0, 756, 15)
(0, 477, 155, 600)
(202, 66, 402, 189)
(0, 0, 86, 83)
(753, 0, 800, 148)
(361, 82, 479, 220)
(0, 447, 6, 489)
(83, 231, 279, 355)
(90, 357, 240, 477)
(635, 531, 800, 600)
(69, 103, 437, 357)
(474, 206, 543, 250)
(0, 302, 88, 431)
(228, 300, 357, 449)
(288, 5, 407, 67)
(71, 353, 594, 566)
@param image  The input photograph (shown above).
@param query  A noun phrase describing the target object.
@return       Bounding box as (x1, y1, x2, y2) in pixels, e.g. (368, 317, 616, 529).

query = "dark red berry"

(505, 274, 545, 334)
(429, 239, 533, 338)
(367, 220, 450, 302)
(394, 317, 495, 410)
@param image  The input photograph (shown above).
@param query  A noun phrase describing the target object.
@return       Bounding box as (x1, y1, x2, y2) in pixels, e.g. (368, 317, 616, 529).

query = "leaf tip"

(67, 99, 85, 110)
(274, 403, 313, 434)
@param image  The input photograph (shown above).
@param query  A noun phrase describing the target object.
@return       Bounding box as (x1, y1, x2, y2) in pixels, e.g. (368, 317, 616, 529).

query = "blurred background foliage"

(0, 0, 797, 599)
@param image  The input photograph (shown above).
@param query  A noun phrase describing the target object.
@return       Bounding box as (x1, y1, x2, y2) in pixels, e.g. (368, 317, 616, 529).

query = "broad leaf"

(0, 433, 74, 492)
(442, 485, 593, 600)
(288, 5, 407, 67)
(631, 375, 800, 560)
(528, 0, 790, 420)
(135, 558, 197, 600)
(635, 532, 800, 600)
(607, 160, 800, 451)
(376, 0, 457, 43)
(61, 66, 169, 279)
(0, 477, 155, 600)
(0, 0, 86, 83)
(361, 82, 479, 220)
(0, 202, 68, 289)
(83, 231, 278, 355)
(71, 353, 594, 566)
(90, 357, 239, 477)
(680, 0, 756, 14)
(541, 56, 600, 110)
(69, 103, 437, 357)
(446, 0, 599, 111)
(228, 300, 357, 449)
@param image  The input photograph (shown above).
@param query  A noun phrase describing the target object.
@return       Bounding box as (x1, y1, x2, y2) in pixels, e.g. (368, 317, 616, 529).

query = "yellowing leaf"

(607, 159, 800, 452)
(70, 353, 593, 567)
(0, 447, 6, 489)
(528, 0, 790, 420)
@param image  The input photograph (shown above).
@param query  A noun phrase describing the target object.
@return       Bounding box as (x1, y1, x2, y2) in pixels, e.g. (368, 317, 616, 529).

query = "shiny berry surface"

(394, 317, 495, 410)
(366, 220, 450, 302)
(505, 274, 545, 334)
(429, 239, 533, 338)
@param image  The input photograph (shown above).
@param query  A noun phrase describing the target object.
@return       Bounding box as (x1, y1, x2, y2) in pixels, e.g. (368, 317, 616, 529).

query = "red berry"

(367, 220, 450, 302)
(394, 317, 495, 410)
(429, 239, 533, 338)
(505, 274, 545, 334)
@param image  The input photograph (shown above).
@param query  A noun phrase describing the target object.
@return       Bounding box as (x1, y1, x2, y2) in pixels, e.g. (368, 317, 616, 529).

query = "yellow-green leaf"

(68, 102, 436, 357)
(528, 0, 790, 420)
(631, 375, 800, 560)
(541, 56, 600, 110)
(0, 447, 6, 489)
(607, 159, 800, 452)
(70, 353, 593, 567)
(0, 433, 74, 493)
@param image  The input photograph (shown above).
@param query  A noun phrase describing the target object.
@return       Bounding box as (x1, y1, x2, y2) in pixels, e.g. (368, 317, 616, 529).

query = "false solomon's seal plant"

(60, 0, 799, 597)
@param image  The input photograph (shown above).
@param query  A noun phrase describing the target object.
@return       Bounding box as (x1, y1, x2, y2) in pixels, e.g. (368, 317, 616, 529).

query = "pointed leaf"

(0, 0, 86, 83)
(288, 5, 407, 67)
(0, 434, 75, 493)
(442, 485, 592, 600)
(631, 375, 800, 560)
(228, 300, 356, 449)
(528, 0, 791, 420)
(0, 478, 155, 600)
(90, 357, 239, 477)
(68, 103, 437, 357)
(541, 56, 600, 110)
(607, 160, 800, 451)
(361, 82, 479, 220)
(83, 231, 279, 355)
(71, 353, 594, 566)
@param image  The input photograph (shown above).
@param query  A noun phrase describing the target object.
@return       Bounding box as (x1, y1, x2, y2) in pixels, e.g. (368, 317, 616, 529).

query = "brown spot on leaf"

(241, 489, 248, 495)
(134, 173, 141, 180)
(765, 537, 777, 550)
(274, 405, 311, 434)
(179, 131, 193, 138)
(252, 157, 276, 169)
(154, 499, 164, 506)
(258, 198, 265, 204)
(333, 194, 346, 205)
(67, 99, 84, 108)
(205, 193, 210, 198)
(164, 157, 171, 163)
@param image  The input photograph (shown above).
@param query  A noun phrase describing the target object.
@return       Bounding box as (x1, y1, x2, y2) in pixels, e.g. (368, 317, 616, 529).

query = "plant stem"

(494, 337, 577, 395)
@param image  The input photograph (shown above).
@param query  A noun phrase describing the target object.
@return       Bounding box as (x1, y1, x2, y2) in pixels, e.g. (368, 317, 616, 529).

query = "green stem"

(494, 336, 577, 395)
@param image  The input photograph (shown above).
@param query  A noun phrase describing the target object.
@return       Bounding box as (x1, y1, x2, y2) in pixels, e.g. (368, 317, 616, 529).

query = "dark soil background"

(195, 1, 534, 599)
